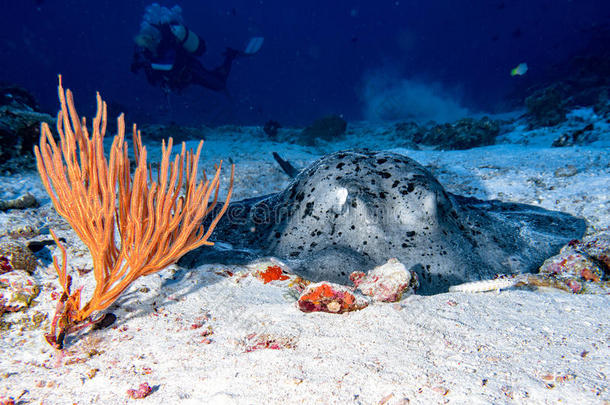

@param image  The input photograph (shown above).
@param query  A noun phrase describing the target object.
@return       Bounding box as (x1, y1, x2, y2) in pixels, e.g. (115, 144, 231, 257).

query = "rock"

(0, 271, 40, 312)
(0, 85, 54, 171)
(0, 84, 39, 110)
(126, 383, 153, 399)
(0, 257, 10, 275)
(0, 193, 39, 211)
(415, 117, 500, 150)
(297, 114, 347, 145)
(350, 258, 418, 302)
(263, 120, 281, 139)
(525, 85, 567, 128)
(553, 165, 579, 178)
(551, 123, 595, 147)
(537, 230, 610, 294)
(297, 281, 368, 313)
(0, 241, 38, 274)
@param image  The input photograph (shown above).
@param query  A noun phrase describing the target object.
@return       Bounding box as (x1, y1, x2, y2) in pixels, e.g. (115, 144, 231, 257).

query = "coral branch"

(35, 76, 233, 348)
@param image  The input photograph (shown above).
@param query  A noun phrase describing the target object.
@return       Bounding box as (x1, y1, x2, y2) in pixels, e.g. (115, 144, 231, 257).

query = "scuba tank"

(170, 24, 206, 56)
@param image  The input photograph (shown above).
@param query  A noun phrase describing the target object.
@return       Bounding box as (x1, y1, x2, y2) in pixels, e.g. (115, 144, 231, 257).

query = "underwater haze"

(0, 0, 609, 126)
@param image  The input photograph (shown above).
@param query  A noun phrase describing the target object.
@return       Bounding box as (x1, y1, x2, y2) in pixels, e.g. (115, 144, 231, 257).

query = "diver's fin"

(243, 37, 264, 55)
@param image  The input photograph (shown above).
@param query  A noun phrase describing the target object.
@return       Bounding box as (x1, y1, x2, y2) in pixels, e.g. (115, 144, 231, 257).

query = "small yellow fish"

(511, 62, 528, 76)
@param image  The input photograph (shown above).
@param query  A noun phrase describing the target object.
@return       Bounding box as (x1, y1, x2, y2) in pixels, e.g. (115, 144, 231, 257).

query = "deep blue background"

(1, 0, 608, 126)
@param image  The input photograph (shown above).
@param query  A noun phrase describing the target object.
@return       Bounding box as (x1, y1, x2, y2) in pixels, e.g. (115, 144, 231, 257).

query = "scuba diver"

(131, 4, 263, 94)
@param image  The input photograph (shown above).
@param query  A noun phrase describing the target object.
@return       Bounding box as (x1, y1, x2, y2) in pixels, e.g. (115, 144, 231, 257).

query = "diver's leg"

(189, 50, 239, 91)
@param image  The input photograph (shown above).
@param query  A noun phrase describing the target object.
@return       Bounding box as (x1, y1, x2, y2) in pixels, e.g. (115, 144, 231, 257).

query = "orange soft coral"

(258, 265, 289, 283)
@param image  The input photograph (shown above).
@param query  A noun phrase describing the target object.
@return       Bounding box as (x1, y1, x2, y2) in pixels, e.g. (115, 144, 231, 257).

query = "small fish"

(511, 62, 528, 76)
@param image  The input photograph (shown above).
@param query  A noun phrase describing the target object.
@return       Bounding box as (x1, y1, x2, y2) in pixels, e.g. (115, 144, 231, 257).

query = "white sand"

(0, 108, 609, 404)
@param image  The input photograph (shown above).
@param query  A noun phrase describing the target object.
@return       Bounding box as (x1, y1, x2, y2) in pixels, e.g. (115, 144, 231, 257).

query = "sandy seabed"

(1, 109, 609, 404)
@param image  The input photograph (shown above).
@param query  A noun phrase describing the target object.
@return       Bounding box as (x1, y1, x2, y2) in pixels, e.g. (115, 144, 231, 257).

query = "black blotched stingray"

(184, 149, 585, 294)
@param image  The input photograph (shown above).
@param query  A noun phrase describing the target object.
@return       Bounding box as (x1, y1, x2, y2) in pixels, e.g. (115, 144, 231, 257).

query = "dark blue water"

(1, 0, 607, 126)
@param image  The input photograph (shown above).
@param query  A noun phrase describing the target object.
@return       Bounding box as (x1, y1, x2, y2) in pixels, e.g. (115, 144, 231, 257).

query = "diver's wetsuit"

(131, 23, 239, 93)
